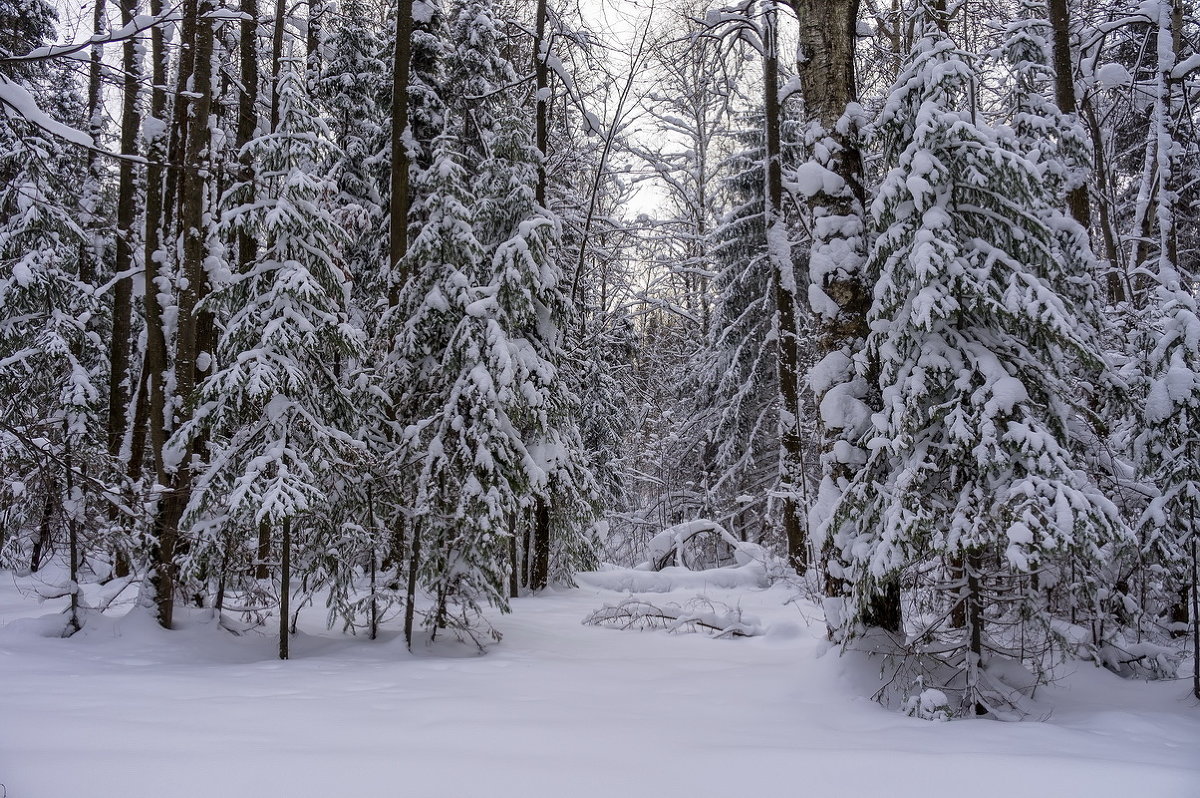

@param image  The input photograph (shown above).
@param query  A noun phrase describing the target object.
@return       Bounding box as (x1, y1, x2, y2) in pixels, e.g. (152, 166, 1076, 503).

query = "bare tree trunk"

(108, 0, 140, 469)
(389, 0, 413, 304)
(533, 0, 549, 206)
(306, 0, 323, 91)
(279, 518, 290, 659)
(1048, 0, 1124, 302)
(80, 0, 106, 287)
(153, 0, 217, 629)
(530, 496, 551, 591)
(403, 523, 421, 648)
(762, 3, 807, 573)
(237, 1, 261, 579)
(141, 0, 170, 492)
(108, 0, 143, 581)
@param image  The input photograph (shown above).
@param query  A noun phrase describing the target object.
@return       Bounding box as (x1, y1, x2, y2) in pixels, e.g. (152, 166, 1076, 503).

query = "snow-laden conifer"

(184, 59, 361, 647)
(392, 137, 517, 639)
(0, 78, 101, 631)
(1133, 0, 1199, 667)
(693, 118, 780, 546)
(828, 3, 1128, 714)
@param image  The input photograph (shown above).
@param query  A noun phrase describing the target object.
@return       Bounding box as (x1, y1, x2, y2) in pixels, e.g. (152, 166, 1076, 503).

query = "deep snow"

(1, 568, 1197, 798)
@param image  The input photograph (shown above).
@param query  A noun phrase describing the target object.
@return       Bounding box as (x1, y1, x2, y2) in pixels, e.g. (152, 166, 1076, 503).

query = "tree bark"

(403, 522, 421, 648)
(152, 0, 217, 629)
(1048, 0, 1124, 302)
(236, 0, 261, 539)
(306, 0, 323, 92)
(108, 0, 140, 468)
(789, 0, 902, 634)
(279, 518, 290, 659)
(534, 0, 549, 206)
(389, 0, 413, 304)
(762, 2, 807, 574)
(80, 0, 106, 287)
(140, 0, 171, 591)
(530, 496, 551, 591)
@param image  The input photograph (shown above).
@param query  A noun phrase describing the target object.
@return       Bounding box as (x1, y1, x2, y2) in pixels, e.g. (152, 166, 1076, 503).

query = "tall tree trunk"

(109, 0, 143, 580)
(533, 0, 549, 206)
(389, 0, 413, 304)
(139, 0, 172, 597)
(108, 0, 140, 468)
(530, 496, 551, 591)
(762, 2, 807, 574)
(141, 0, 170, 487)
(80, 0, 106, 287)
(1048, 0, 1124, 301)
(306, 0, 323, 91)
(236, 0, 261, 569)
(279, 517, 290, 659)
(789, 0, 901, 634)
(152, 0, 217, 629)
(270, 0, 285, 129)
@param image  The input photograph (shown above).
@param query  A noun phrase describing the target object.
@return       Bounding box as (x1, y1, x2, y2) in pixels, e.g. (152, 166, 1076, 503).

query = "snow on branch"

(0, 9, 182, 66)
(582, 596, 763, 638)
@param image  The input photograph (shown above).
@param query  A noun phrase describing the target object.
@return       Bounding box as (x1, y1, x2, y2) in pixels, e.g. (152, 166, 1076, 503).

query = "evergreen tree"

(691, 117, 779, 546)
(1133, 0, 1199, 685)
(392, 137, 516, 640)
(185, 59, 360, 655)
(828, 5, 1128, 715)
(320, 0, 391, 305)
(0, 87, 100, 633)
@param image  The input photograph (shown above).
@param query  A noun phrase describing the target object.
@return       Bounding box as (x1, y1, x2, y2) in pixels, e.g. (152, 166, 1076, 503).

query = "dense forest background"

(0, 0, 1197, 714)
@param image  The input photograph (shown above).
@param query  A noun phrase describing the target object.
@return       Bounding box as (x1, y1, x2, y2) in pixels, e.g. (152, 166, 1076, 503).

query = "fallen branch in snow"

(582, 596, 763, 639)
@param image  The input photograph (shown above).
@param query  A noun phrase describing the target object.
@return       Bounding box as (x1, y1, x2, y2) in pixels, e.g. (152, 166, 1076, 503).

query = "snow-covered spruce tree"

(392, 137, 517, 642)
(184, 59, 361, 657)
(0, 0, 57, 81)
(458, 2, 600, 587)
(0, 91, 101, 633)
(827, 5, 1128, 715)
(689, 116, 780, 547)
(1133, 0, 1199, 682)
(390, 0, 599, 641)
(319, 0, 390, 306)
(997, 0, 1140, 640)
(477, 123, 602, 588)
(308, 2, 406, 638)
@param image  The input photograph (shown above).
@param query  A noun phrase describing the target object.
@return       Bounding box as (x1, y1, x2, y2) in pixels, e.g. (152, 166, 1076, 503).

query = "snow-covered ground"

(1, 568, 1197, 798)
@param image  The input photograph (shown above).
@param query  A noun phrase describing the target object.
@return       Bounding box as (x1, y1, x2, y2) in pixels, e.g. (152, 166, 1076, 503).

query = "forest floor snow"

(0, 568, 1197, 798)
